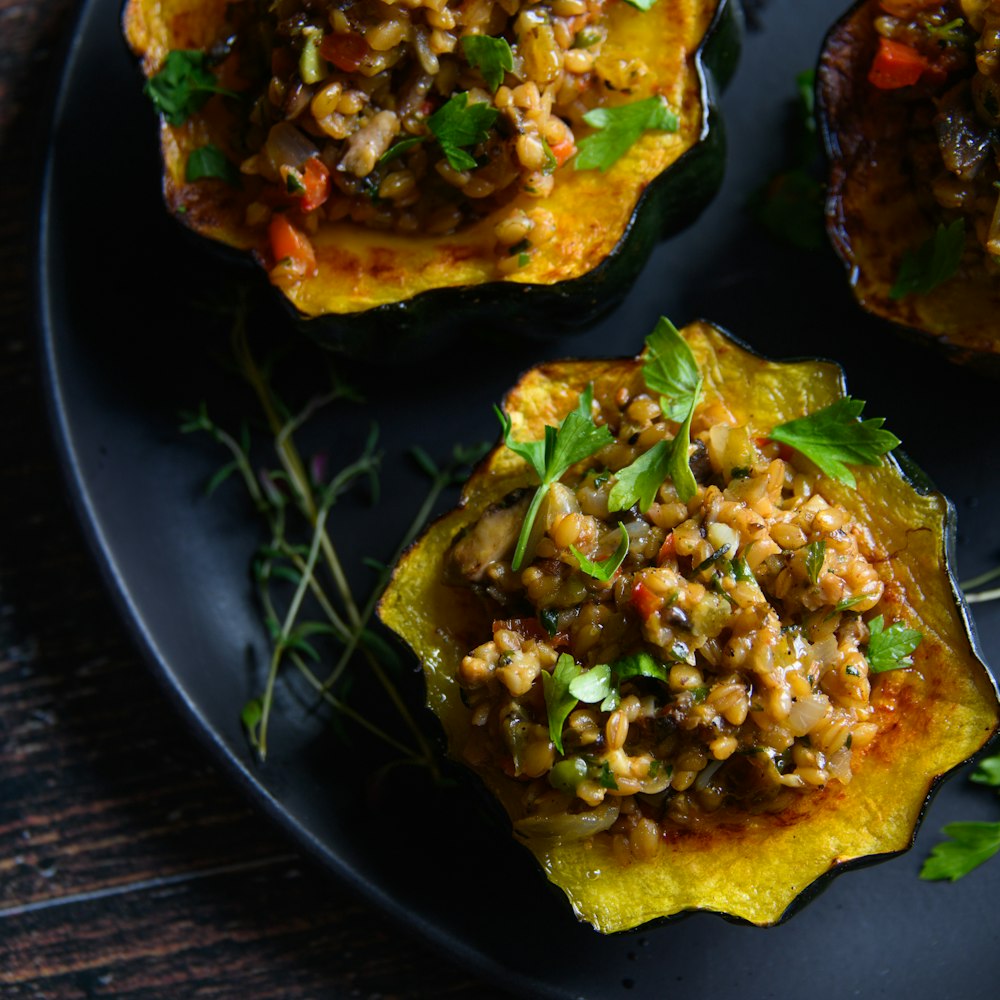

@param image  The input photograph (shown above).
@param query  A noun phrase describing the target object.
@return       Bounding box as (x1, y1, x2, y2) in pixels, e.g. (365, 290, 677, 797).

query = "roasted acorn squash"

(378, 319, 1000, 932)
(819, 1, 1000, 368)
(122, 0, 739, 354)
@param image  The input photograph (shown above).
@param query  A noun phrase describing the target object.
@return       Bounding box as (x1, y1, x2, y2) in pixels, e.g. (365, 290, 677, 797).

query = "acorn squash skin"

(377, 320, 1000, 933)
(818, 1, 1000, 372)
(122, 0, 740, 358)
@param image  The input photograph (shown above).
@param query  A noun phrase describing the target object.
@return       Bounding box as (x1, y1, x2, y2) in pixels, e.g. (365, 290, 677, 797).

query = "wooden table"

(0, 3, 507, 995)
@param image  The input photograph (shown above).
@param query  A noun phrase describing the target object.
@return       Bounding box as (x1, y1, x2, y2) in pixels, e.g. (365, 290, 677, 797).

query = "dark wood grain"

(0, 3, 510, 995)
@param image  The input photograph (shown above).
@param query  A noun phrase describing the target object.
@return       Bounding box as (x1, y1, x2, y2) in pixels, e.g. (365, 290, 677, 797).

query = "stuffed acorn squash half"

(819, 0, 1000, 369)
(378, 319, 1000, 932)
(123, 0, 739, 355)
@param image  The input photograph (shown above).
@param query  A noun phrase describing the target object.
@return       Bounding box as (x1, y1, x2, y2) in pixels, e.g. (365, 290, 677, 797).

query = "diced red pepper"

(868, 36, 931, 90)
(299, 156, 330, 212)
(656, 533, 676, 566)
(549, 136, 577, 168)
(268, 213, 316, 272)
(318, 32, 370, 72)
(630, 580, 664, 619)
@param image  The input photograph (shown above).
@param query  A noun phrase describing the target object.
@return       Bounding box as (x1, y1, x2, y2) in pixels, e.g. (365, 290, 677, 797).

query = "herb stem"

(962, 565, 1000, 592)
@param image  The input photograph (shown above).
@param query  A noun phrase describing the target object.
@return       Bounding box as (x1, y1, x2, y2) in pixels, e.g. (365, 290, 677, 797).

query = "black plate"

(38, 1, 1000, 997)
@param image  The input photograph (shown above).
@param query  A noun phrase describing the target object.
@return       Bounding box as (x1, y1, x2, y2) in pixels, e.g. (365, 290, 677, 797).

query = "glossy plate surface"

(39, 1, 1000, 997)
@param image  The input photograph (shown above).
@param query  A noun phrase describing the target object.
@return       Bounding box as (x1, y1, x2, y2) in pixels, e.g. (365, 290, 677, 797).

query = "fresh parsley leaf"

(667, 395, 699, 503)
(607, 316, 703, 506)
(185, 143, 241, 185)
(890, 219, 965, 299)
(608, 440, 670, 513)
(571, 523, 629, 581)
(920, 821, 1000, 881)
(599, 761, 619, 789)
(145, 49, 236, 126)
(866, 614, 922, 673)
(539, 607, 560, 637)
(805, 540, 826, 585)
(613, 651, 669, 683)
(769, 397, 900, 488)
(461, 35, 513, 92)
(542, 653, 582, 754)
(568, 663, 613, 703)
(642, 316, 701, 422)
(690, 684, 710, 703)
(971, 754, 1000, 788)
(428, 92, 499, 171)
(575, 96, 677, 172)
(497, 384, 613, 571)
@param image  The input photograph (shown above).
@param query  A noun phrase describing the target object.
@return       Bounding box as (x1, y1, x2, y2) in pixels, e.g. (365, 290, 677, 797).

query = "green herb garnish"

(461, 35, 514, 92)
(805, 540, 826, 585)
(920, 821, 1000, 881)
(866, 614, 922, 673)
(185, 143, 241, 186)
(575, 96, 677, 172)
(599, 761, 619, 789)
(543, 653, 583, 754)
(769, 397, 900, 488)
(497, 384, 612, 571)
(890, 219, 965, 299)
(377, 135, 427, 166)
(145, 49, 236, 125)
(428, 92, 499, 171)
(571, 523, 630, 581)
(608, 318, 702, 510)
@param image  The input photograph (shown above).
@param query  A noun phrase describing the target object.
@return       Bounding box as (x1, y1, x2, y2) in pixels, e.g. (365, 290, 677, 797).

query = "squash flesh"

(378, 321, 1000, 932)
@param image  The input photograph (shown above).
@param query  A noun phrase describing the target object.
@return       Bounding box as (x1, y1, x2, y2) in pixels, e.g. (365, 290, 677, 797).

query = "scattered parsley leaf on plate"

(575, 96, 678, 172)
(920, 821, 1000, 881)
(866, 614, 922, 673)
(890, 218, 965, 299)
(185, 144, 242, 185)
(145, 49, 236, 126)
(497, 383, 613, 570)
(971, 754, 1000, 787)
(428, 92, 499, 171)
(377, 135, 427, 166)
(571, 524, 629, 581)
(461, 35, 513, 92)
(769, 396, 900, 488)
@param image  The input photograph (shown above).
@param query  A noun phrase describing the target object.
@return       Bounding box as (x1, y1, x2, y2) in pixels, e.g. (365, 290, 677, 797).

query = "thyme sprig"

(181, 302, 487, 774)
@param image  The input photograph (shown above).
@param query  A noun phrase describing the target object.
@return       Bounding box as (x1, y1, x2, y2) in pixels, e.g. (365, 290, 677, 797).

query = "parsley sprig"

(428, 92, 499, 171)
(608, 317, 702, 511)
(575, 96, 678, 172)
(543, 651, 672, 750)
(145, 49, 237, 125)
(497, 384, 612, 571)
(769, 397, 900, 488)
